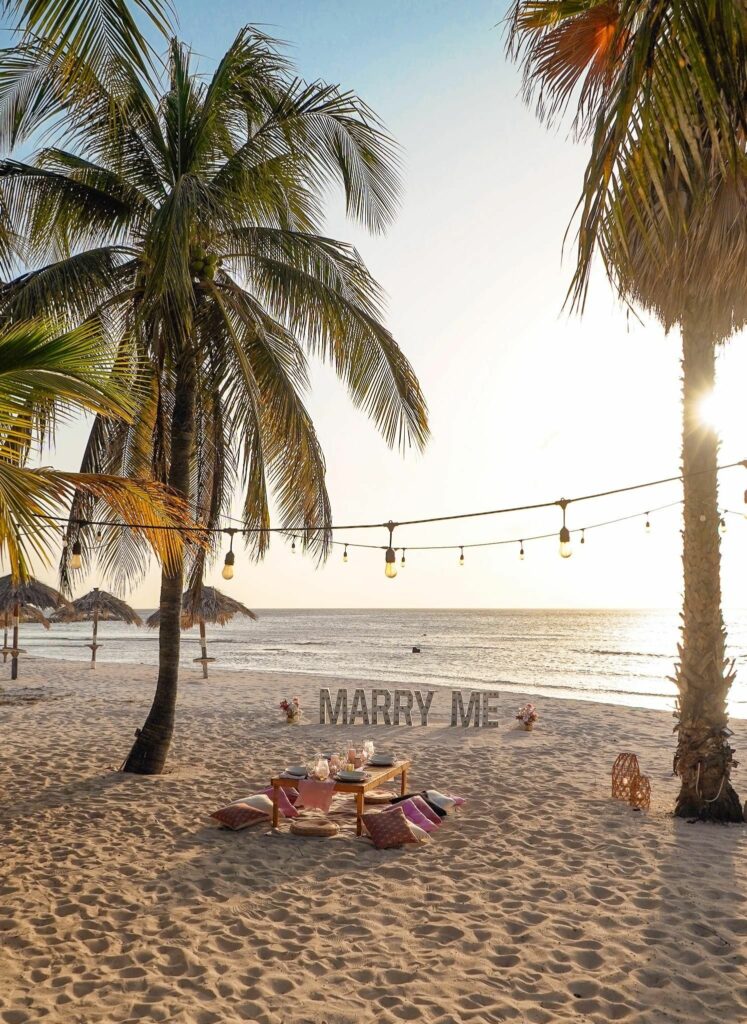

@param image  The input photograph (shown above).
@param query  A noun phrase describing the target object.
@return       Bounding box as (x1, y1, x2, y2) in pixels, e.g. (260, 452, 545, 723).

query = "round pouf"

(289, 817, 339, 837)
(364, 790, 394, 806)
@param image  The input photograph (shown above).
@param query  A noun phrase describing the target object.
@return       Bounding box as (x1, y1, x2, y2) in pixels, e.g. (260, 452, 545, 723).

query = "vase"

(523, 722, 533, 731)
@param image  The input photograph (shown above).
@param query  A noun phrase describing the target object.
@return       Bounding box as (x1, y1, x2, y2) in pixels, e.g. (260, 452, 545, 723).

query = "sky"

(43, 0, 747, 610)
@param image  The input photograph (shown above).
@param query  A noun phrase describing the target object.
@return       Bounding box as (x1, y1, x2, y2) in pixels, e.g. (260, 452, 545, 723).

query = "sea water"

(14, 608, 747, 718)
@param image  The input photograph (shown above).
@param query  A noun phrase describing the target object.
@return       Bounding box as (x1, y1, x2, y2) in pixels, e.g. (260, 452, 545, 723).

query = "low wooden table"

(270, 760, 411, 836)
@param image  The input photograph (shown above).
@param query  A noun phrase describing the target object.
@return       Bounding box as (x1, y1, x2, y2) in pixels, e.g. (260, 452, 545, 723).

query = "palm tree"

(0, 316, 193, 582)
(0, 30, 429, 775)
(508, 1, 747, 820)
(0, 0, 173, 153)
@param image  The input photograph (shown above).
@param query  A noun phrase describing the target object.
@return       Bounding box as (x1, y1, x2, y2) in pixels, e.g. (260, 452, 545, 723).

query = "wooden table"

(270, 760, 411, 836)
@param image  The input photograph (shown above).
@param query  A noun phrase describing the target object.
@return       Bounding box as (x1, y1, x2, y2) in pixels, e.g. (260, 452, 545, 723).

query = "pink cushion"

(385, 799, 438, 833)
(362, 806, 418, 849)
(264, 787, 299, 818)
(410, 795, 442, 826)
(211, 803, 267, 830)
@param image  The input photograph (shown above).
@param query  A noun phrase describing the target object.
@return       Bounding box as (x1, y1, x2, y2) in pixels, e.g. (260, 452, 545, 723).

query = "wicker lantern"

(611, 752, 641, 803)
(630, 774, 651, 811)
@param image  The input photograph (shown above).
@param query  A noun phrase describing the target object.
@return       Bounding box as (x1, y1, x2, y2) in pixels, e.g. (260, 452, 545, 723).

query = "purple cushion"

(409, 795, 442, 826)
(264, 787, 299, 818)
(384, 798, 438, 833)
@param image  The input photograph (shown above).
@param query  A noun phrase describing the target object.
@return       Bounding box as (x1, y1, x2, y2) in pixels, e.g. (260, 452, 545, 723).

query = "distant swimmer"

(412, 646, 421, 654)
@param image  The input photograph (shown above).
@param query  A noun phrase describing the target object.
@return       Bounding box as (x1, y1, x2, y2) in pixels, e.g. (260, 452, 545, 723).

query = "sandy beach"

(2, 658, 747, 1024)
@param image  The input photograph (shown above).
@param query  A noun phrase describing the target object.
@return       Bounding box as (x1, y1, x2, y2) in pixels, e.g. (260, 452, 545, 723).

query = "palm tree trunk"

(2, 611, 8, 662)
(673, 316, 742, 821)
(122, 356, 195, 774)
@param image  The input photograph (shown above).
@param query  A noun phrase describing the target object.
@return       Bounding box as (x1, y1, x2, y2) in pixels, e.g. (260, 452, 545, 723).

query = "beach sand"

(2, 657, 747, 1024)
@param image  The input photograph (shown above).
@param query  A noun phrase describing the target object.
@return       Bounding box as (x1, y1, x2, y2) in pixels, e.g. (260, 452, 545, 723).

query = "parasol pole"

(11, 601, 19, 679)
(89, 587, 101, 669)
(2, 610, 8, 663)
(198, 619, 209, 679)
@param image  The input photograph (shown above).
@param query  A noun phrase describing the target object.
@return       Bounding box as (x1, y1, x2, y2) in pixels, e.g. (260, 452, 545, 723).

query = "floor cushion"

(409, 795, 442, 826)
(289, 816, 339, 837)
(364, 789, 394, 805)
(362, 806, 418, 849)
(211, 803, 267, 830)
(264, 787, 299, 818)
(385, 798, 438, 833)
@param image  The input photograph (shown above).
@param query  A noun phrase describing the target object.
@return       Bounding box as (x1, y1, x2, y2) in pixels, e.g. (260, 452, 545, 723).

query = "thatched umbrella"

(146, 585, 256, 679)
(51, 588, 143, 669)
(0, 576, 68, 679)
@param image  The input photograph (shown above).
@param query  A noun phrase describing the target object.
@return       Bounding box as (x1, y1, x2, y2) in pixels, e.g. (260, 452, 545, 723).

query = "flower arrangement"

(516, 703, 538, 730)
(280, 697, 301, 723)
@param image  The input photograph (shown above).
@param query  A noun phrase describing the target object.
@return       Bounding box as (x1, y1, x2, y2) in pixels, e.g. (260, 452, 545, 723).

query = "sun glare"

(698, 391, 720, 432)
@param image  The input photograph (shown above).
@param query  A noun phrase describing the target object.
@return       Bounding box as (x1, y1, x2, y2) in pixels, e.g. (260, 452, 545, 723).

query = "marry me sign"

(319, 687, 500, 727)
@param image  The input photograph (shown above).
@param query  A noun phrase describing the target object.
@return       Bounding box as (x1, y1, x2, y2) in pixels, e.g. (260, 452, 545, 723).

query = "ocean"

(12, 608, 747, 718)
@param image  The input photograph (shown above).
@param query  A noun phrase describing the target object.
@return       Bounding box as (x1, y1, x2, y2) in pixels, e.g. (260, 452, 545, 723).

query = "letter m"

(320, 688, 347, 725)
(451, 691, 481, 727)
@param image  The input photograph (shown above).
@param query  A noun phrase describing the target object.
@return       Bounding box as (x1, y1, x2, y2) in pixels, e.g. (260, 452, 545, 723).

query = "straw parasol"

(0, 576, 68, 679)
(146, 585, 256, 679)
(51, 588, 143, 669)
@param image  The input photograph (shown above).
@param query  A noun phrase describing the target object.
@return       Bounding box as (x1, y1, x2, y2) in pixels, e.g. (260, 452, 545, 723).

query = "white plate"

(337, 771, 367, 782)
(369, 757, 396, 766)
(285, 767, 307, 777)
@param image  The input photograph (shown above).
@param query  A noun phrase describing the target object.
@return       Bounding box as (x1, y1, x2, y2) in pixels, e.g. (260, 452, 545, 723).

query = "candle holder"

(630, 774, 651, 811)
(611, 752, 641, 804)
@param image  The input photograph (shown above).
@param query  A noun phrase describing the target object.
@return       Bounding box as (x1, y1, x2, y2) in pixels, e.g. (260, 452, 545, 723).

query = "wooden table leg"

(400, 767, 408, 796)
(356, 791, 364, 836)
(272, 783, 280, 829)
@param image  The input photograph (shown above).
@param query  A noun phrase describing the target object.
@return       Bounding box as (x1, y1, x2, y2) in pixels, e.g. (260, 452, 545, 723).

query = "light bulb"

(70, 540, 82, 570)
(291, 536, 296, 554)
(401, 550, 406, 567)
(743, 489, 747, 519)
(519, 542, 525, 560)
(385, 547, 397, 579)
(719, 516, 727, 536)
(459, 547, 465, 567)
(559, 526, 572, 559)
(645, 517, 651, 533)
(580, 529, 585, 546)
(343, 545, 348, 563)
(222, 550, 235, 580)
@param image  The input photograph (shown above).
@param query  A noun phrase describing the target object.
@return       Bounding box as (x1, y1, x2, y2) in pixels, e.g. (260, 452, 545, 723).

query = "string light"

(222, 529, 236, 580)
(70, 540, 82, 570)
(38, 462, 747, 583)
(558, 500, 572, 559)
(401, 549, 406, 568)
(384, 522, 397, 579)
